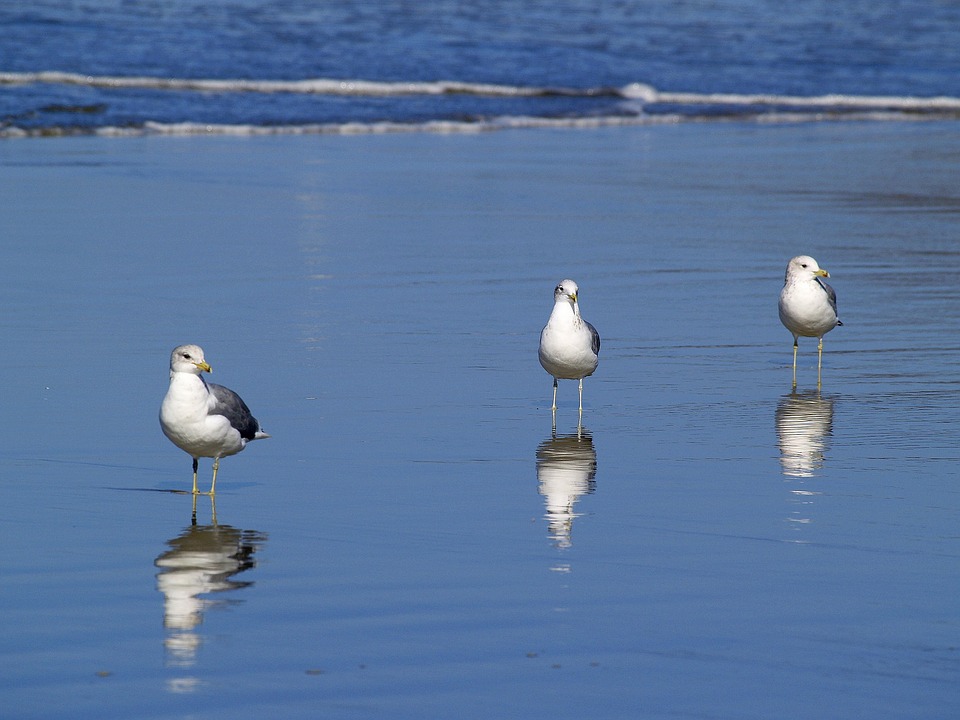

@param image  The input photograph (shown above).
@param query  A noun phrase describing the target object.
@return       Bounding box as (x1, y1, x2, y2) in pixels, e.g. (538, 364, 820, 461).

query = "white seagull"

(539, 279, 601, 417)
(778, 256, 842, 386)
(160, 344, 269, 495)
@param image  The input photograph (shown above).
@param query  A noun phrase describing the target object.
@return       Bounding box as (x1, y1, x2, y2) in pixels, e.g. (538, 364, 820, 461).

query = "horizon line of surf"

(4, 108, 957, 140)
(3, 71, 959, 110)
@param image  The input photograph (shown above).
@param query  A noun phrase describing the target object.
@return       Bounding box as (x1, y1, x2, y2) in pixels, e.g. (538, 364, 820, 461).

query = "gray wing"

(815, 277, 841, 321)
(208, 383, 261, 440)
(586, 321, 601, 356)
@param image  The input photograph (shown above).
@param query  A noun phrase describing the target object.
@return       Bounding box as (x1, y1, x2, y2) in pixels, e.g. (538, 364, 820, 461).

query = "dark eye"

(801, 264, 808, 268)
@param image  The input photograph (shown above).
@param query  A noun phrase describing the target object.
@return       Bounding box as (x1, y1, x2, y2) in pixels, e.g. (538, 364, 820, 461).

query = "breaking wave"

(2, 71, 960, 138)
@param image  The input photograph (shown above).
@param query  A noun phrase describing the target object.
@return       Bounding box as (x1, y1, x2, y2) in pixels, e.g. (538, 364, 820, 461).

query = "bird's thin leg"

(190, 492, 198, 526)
(209, 458, 220, 496)
(578, 378, 584, 414)
(792, 338, 799, 388)
(551, 378, 558, 411)
(191, 458, 199, 495)
(210, 494, 218, 526)
(817, 337, 824, 387)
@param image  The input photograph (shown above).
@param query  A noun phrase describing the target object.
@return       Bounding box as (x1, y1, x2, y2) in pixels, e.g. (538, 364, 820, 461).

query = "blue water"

(3, 0, 960, 135)
(2, 3, 960, 719)
(2, 118, 959, 719)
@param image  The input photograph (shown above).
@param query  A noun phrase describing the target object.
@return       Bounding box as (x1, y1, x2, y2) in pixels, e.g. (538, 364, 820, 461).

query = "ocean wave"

(4, 71, 960, 112)
(3, 110, 956, 139)
(624, 83, 960, 111)
(3, 70, 960, 138)
(0, 70, 610, 98)
(0, 115, 680, 138)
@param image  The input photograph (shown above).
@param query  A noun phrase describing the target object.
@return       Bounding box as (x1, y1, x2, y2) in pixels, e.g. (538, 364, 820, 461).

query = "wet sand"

(1, 121, 959, 718)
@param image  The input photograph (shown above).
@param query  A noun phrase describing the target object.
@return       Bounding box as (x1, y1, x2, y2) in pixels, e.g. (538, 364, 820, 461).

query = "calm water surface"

(1, 121, 959, 718)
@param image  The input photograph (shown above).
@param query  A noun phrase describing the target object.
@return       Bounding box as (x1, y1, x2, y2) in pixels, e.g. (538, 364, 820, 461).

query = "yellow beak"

(195, 361, 212, 373)
(569, 292, 578, 302)
(814, 268, 830, 279)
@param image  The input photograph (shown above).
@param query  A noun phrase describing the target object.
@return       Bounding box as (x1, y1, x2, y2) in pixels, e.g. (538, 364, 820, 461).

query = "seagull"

(539, 279, 601, 418)
(778, 256, 842, 386)
(160, 344, 269, 495)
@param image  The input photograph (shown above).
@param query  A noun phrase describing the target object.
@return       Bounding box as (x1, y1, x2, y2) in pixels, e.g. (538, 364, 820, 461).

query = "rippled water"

(1, 120, 959, 718)
(3, 0, 960, 134)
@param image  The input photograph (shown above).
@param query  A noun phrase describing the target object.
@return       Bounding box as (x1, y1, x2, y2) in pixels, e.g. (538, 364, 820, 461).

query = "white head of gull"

(160, 344, 269, 495)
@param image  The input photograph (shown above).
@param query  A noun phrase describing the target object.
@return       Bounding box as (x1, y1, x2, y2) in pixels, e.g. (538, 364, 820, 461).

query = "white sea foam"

(4, 71, 960, 112)
(119, 115, 681, 136)
(0, 71, 577, 97)
(3, 109, 949, 140)
(2, 70, 959, 139)
(648, 89, 960, 111)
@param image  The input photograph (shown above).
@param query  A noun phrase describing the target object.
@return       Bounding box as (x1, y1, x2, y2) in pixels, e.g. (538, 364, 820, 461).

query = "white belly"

(539, 326, 598, 380)
(160, 375, 245, 459)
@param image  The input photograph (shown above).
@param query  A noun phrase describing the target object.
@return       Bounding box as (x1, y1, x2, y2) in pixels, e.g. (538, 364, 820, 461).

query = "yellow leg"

(551, 378, 558, 411)
(191, 458, 199, 495)
(578, 378, 584, 414)
(209, 458, 221, 496)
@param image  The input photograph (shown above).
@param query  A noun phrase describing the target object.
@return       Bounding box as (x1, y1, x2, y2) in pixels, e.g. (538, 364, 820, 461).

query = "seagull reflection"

(536, 430, 597, 549)
(155, 496, 267, 671)
(776, 389, 835, 478)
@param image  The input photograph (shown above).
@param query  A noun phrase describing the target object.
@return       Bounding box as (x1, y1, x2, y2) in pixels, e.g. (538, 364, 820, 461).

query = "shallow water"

(1, 121, 959, 718)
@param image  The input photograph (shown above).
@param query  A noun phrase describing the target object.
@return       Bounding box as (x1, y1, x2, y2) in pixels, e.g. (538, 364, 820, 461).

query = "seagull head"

(786, 255, 830, 282)
(170, 344, 212, 375)
(554, 279, 580, 305)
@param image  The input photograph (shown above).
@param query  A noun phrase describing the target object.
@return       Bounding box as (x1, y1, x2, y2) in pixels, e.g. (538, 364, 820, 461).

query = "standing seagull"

(778, 256, 842, 387)
(539, 279, 601, 419)
(160, 344, 269, 495)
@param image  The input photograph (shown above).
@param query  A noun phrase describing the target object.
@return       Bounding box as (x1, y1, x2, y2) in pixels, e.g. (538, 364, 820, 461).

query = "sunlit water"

(1, 120, 959, 718)
(3, 0, 960, 134)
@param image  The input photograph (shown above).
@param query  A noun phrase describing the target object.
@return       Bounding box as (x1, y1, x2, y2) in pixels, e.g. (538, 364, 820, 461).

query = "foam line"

(3, 72, 959, 111)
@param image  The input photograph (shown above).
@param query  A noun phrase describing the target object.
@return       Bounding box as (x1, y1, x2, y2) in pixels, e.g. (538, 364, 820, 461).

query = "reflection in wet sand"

(536, 430, 597, 549)
(155, 497, 267, 684)
(776, 389, 835, 478)
(776, 390, 836, 532)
